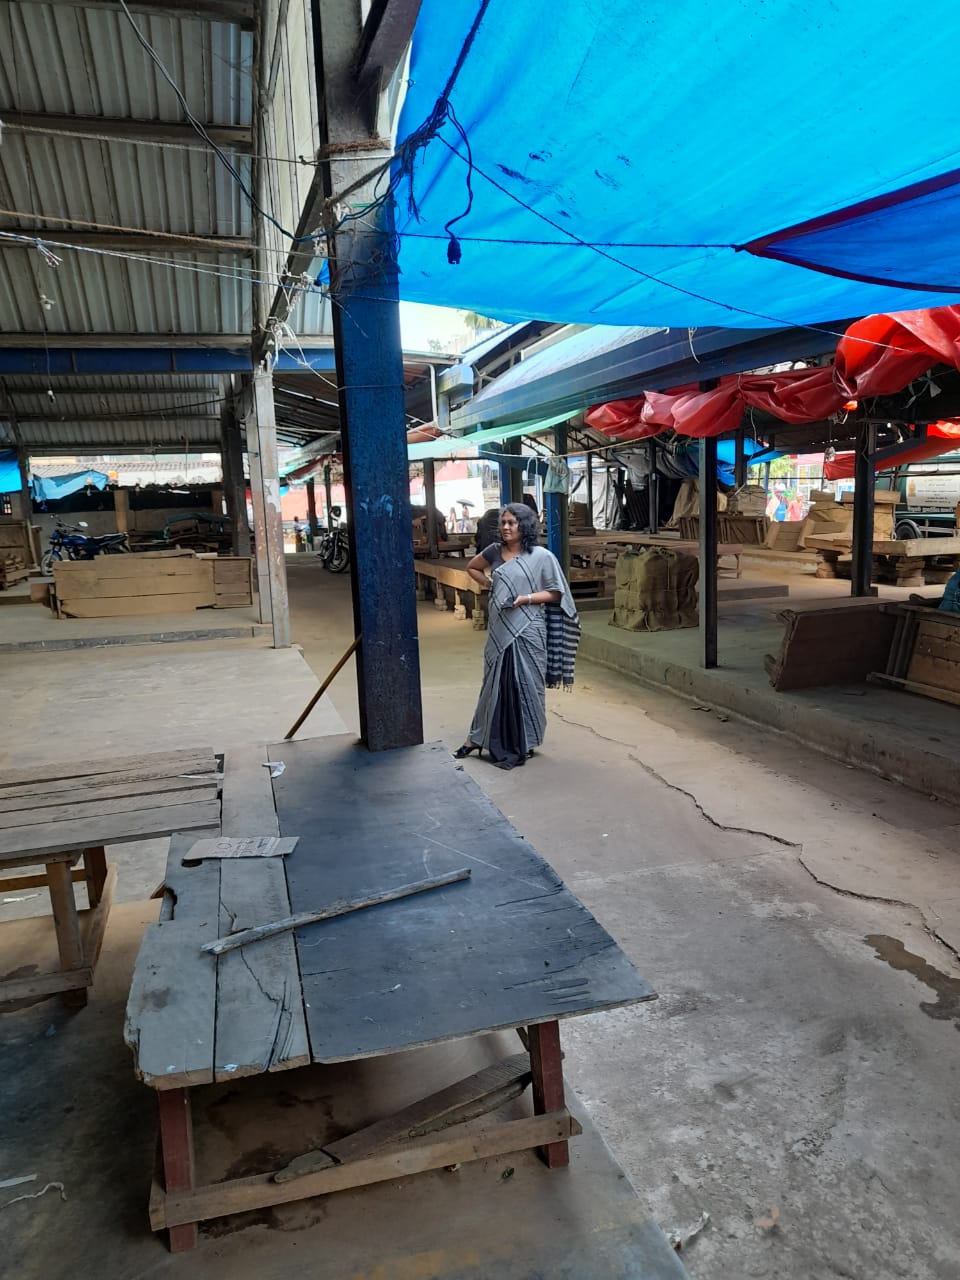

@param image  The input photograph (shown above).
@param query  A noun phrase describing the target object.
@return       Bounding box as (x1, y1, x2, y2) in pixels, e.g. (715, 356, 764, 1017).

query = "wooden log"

(274, 1053, 533, 1182)
(201, 867, 472, 956)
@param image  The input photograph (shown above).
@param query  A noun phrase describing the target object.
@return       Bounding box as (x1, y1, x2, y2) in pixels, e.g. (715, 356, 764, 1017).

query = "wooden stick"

(284, 635, 361, 739)
(201, 867, 471, 955)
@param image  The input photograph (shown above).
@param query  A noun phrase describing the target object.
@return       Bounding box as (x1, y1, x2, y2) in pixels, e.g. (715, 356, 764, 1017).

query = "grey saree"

(468, 544, 580, 769)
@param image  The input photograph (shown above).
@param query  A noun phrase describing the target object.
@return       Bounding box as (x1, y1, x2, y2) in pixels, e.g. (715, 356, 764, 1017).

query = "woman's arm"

(510, 588, 562, 608)
(466, 552, 492, 586)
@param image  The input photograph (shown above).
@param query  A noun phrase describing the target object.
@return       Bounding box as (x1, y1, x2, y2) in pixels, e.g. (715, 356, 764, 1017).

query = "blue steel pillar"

(318, 0, 422, 750)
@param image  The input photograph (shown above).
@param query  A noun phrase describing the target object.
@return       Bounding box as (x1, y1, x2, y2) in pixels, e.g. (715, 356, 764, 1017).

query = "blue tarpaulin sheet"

(0, 451, 21, 494)
(33, 470, 108, 501)
(392, 1, 960, 328)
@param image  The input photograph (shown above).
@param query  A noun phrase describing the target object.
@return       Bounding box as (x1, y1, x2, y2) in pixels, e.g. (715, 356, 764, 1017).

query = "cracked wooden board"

(213, 745, 309, 1080)
(271, 736, 655, 1063)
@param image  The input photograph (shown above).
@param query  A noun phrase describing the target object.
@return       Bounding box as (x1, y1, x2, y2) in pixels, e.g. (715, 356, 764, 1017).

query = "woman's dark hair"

(501, 502, 539, 553)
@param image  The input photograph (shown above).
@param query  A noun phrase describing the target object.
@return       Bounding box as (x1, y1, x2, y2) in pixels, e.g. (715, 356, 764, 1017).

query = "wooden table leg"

(83, 846, 108, 906)
(527, 1020, 569, 1169)
(47, 859, 87, 1010)
(158, 1090, 198, 1252)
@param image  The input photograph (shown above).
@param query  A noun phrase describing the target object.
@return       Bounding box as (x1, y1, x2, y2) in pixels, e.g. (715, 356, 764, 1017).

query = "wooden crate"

(764, 601, 897, 691)
(0, 517, 37, 580)
(211, 556, 253, 608)
(53, 553, 215, 619)
(869, 604, 960, 707)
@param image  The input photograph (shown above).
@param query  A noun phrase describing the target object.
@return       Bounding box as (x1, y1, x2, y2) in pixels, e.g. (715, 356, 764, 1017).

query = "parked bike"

(41, 518, 130, 574)
(317, 506, 350, 574)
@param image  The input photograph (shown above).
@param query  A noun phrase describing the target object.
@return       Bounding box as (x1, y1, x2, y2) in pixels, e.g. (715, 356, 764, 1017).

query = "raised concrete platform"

(0, 593, 268, 652)
(579, 601, 960, 804)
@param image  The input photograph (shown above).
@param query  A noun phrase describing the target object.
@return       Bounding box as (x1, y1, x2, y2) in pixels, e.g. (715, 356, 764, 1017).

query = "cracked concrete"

(4, 560, 960, 1278)
(283, 563, 960, 1280)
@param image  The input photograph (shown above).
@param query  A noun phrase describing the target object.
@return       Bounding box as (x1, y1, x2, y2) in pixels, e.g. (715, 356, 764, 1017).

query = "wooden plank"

(528, 1020, 568, 1168)
(0, 747, 215, 791)
(124, 918, 219, 1089)
(0, 799, 221, 861)
(54, 556, 206, 580)
(58, 592, 214, 618)
(79, 862, 116, 971)
(0, 785, 216, 830)
(0, 867, 85, 892)
(54, 574, 211, 600)
(0, 965, 93, 1003)
(213, 743, 309, 1079)
(275, 1052, 532, 1181)
(908, 652, 960, 695)
(0, 773, 218, 814)
(157, 1090, 198, 1252)
(212, 594, 252, 608)
(220, 745, 280, 837)
(153, 1112, 580, 1230)
(275, 737, 655, 1063)
(867, 672, 960, 708)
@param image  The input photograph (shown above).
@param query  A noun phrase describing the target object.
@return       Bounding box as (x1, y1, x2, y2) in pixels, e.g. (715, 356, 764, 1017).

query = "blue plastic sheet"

(393, 1, 960, 328)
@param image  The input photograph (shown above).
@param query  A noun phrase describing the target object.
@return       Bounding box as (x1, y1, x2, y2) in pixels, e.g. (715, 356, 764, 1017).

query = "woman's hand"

(511, 594, 532, 608)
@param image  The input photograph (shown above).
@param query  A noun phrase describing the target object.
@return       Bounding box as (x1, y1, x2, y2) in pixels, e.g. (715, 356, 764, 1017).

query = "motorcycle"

(41, 518, 130, 575)
(317, 506, 350, 574)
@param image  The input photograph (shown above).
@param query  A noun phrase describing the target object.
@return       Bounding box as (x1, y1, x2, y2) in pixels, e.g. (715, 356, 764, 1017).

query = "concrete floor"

(288, 557, 960, 1279)
(2, 556, 960, 1277)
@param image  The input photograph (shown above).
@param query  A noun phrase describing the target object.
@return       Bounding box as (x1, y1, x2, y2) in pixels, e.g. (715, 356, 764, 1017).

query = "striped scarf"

(545, 602, 581, 689)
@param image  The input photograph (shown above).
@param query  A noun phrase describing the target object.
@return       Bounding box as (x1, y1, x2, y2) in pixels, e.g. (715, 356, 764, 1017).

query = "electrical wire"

(116, 0, 316, 245)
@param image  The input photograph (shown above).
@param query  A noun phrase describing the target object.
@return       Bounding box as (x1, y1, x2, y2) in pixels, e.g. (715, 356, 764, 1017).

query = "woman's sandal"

(453, 742, 481, 759)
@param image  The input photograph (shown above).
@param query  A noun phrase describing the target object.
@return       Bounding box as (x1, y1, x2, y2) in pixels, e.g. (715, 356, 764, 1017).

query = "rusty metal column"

(699, 436, 719, 668)
(424, 458, 439, 555)
(323, 464, 333, 527)
(305, 477, 318, 547)
(251, 366, 290, 647)
(318, 0, 422, 749)
(221, 404, 251, 557)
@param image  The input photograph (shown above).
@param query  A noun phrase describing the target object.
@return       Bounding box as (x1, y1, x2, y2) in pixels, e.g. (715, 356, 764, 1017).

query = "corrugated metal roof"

(0, 3, 349, 457)
(0, 418, 221, 453)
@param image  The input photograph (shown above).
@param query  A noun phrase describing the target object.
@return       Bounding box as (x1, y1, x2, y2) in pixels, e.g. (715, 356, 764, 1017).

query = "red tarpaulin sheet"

(586, 305, 960, 441)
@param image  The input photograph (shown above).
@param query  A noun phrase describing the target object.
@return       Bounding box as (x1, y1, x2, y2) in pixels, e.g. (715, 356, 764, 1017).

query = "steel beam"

(699, 437, 719, 669)
(647, 439, 659, 534)
(220, 397, 251, 557)
(851, 420, 878, 598)
(4, 110, 253, 148)
(423, 458, 438, 555)
(316, 0, 422, 751)
(3, 230, 256, 253)
(13, 1, 256, 28)
(354, 0, 423, 85)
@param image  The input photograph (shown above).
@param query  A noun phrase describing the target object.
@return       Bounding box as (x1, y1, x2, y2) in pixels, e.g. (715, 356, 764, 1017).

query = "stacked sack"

(726, 484, 767, 517)
(611, 547, 699, 631)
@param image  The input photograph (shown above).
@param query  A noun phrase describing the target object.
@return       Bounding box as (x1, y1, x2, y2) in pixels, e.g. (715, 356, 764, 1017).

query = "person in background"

(448, 507, 458, 534)
(293, 517, 305, 552)
(455, 504, 580, 770)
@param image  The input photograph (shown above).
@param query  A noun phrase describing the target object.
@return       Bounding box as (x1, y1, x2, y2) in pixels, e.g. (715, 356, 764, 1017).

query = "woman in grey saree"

(455, 504, 580, 770)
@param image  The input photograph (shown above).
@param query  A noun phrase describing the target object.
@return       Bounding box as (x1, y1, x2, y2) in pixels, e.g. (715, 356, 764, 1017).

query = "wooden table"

(413, 556, 489, 626)
(0, 748, 220, 1009)
(571, 533, 744, 578)
(126, 737, 654, 1251)
(806, 534, 960, 588)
